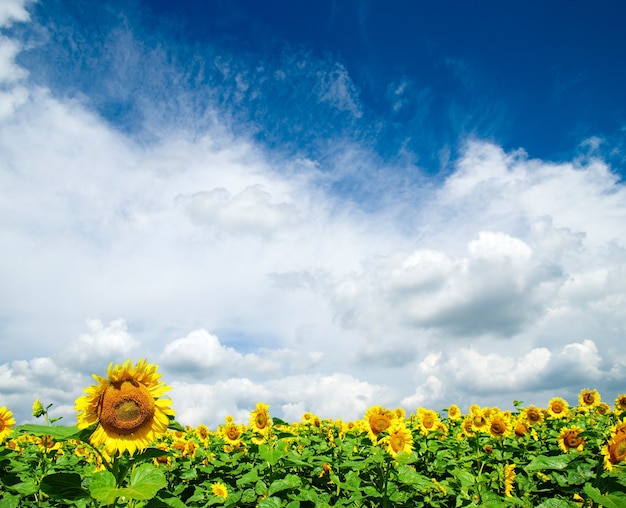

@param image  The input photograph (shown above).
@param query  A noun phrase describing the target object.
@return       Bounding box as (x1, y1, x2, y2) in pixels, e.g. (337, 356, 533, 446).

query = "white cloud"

(177, 185, 299, 238)
(316, 62, 363, 118)
(0, 0, 29, 28)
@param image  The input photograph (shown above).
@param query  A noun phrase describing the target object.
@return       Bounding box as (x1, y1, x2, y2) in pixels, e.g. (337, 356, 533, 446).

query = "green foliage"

(2, 398, 626, 507)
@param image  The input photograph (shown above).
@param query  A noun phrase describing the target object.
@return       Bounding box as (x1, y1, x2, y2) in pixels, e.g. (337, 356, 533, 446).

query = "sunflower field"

(1, 359, 626, 507)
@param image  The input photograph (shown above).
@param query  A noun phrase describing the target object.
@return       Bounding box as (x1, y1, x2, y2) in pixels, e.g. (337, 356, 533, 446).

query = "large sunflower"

(75, 359, 175, 456)
(249, 402, 272, 441)
(547, 397, 570, 419)
(0, 406, 16, 443)
(558, 426, 585, 453)
(382, 422, 414, 457)
(578, 388, 601, 411)
(488, 411, 513, 439)
(416, 408, 440, 436)
(602, 425, 626, 471)
(364, 405, 396, 442)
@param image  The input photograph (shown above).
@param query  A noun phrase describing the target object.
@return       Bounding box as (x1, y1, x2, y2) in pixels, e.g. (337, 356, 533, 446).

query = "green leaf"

(268, 474, 301, 495)
(167, 416, 186, 432)
(0, 493, 21, 508)
(123, 462, 167, 500)
(89, 470, 118, 504)
(397, 464, 435, 490)
(39, 472, 89, 500)
(155, 492, 189, 508)
(259, 441, 288, 465)
(14, 424, 85, 441)
(237, 468, 260, 487)
(258, 497, 282, 508)
(525, 454, 576, 471)
(8, 479, 38, 496)
(583, 484, 625, 508)
(453, 468, 476, 488)
(535, 499, 580, 508)
(133, 447, 170, 462)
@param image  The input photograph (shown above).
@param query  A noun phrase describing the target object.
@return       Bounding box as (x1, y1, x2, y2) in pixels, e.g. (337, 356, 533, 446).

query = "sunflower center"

(551, 403, 563, 413)
(0, 419, 5, 432)
(99, 380, 155, 435)
(255, 412, 268, 429)
(226, 425, 240, 440)
(422, 415, 435, 428)
(583, 393, 595, 405)
(391, 434, 406, 452)
(515, 423, 528, 437)
(369, 415, 391, 434)
(564, 431, 583, 448)
(491, 421, 505, 435)
(527, 411, 540, 423)
(473, 416, 485, 427)
(610, 435, 626, 463)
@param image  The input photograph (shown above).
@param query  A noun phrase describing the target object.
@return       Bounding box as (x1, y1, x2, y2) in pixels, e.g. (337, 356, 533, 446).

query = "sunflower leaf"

(39, 472, 89, 501)
(89, 470, 118, 504)
(13, 424, 83, 441)
(122, 463, 167, 500)
(524, 454, 577, 471)
(132, 447, 170, 463)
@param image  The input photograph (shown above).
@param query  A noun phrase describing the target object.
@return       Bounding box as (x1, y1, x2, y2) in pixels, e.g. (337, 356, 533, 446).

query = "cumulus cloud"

(2, 1, 626, 429)
(0, 0, 29, 28)
(177, 185, 299, 238)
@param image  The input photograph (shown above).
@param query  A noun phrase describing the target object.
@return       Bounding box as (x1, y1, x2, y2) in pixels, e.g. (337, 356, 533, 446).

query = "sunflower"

(513, 418, 528, 438)
(221, 422, 245, 445)
(547, 397, 570, 419)
(503, 464, 516, 498)
(364, 405, 395, 442)
(520, 405, 544, 426)
(32, 399, 45, 418)
(602, 427, 626, 471)
(487, 411, 513, 439)
(74, 359, 175, 456)
(249, 402, 272, 439)
(416, 408, 440, 436)
(615, 394, 626, 413)
(382, 422, 413, 457)
(447, 404, 462, 421)
(459, 416, 475, 438)
(578, 388, 601, 411)
(469, 404, 489, 433)
(211, 481, 228, 499)
(558, 426, 585, 453)
(0, 406, 16, 443)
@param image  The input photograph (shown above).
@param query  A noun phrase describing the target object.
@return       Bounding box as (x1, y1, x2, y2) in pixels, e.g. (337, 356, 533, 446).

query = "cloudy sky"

(1, 0, 626, 428)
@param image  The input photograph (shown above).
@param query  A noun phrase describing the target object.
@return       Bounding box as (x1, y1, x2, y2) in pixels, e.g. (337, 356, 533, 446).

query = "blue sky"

(1, 0, 626, 427)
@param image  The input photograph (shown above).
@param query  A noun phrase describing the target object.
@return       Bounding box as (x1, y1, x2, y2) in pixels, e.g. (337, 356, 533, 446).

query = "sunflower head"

(416, 408, 440, 435)
(364, 405, 395, 441)
(578, 388, 601, 411)
(488, 412, 512, 439)
(547, 397, 570, 419)
(0, 406, 16, 443)
(382, 422, 413, 457)
(249, 403, 271, 437)
(521, 406, 544, 426)
(602, 429, 626, 471)
(447, 404, 462, 421)
(74, 359, 174, 456)
(211, 481, 228, 499)
(558, 426, 585, 453)
(614, 394, 626, 413)
(503, 464, 516, 498)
